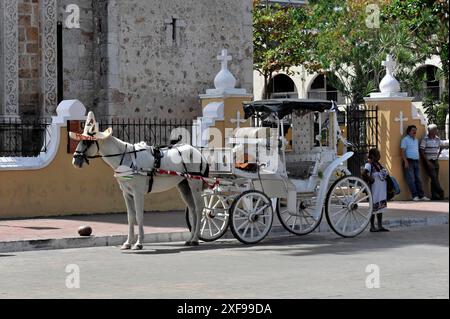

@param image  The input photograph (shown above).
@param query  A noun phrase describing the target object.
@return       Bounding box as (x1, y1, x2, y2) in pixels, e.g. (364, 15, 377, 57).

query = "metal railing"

(80, 118, 196, 146)
(307, 90, 346, 105)
(346, 105, 379, 178)
(0, 117, 51, 157)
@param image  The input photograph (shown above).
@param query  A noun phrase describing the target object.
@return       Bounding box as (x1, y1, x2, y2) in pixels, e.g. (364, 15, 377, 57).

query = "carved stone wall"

(1, 0, 58, 117)
(40, 0, 58, 116)
(1, 0, 19, 117)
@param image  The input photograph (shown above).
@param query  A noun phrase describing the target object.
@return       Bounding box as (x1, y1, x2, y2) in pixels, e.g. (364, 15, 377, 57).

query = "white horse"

(70, 112, 208, 250)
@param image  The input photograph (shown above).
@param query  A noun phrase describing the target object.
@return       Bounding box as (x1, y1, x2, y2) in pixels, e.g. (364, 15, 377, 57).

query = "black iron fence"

(346, 105, 379, 177)
(0, 117, 51, 157)
(78, 118, 196, 146)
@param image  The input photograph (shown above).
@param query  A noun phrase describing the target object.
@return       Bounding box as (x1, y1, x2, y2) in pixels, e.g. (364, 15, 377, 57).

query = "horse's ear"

(95, 127, 113, 139)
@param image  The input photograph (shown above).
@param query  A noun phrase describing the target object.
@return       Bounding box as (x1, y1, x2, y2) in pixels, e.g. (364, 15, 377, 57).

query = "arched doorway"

(413, 65, 443, 102)
(307, 73, 345, 105)
(266, 74, 298, 99)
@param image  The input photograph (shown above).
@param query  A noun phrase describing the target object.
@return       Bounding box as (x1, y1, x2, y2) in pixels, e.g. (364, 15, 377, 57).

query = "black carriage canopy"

(243, 99, 337, 120)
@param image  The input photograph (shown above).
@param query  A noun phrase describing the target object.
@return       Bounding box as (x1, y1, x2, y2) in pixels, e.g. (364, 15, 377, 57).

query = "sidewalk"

(0, 201, 448, 253)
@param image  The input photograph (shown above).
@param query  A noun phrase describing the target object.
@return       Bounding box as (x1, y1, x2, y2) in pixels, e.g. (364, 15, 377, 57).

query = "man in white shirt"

(420, 124, 445, 200)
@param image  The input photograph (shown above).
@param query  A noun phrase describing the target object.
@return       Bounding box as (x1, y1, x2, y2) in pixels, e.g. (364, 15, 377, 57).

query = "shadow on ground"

(127, 225, 449, 258)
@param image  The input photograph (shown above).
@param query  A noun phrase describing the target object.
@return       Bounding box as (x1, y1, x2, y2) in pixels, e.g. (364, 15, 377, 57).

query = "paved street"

(0, 225, 448, 299)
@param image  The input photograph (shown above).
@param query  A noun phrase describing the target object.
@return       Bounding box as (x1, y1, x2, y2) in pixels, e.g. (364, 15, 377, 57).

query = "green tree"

(304, 0, 428, 108)
(384, 0, 449, 96)
(253, 0, 310, 98)
(383, 0, 449, 125)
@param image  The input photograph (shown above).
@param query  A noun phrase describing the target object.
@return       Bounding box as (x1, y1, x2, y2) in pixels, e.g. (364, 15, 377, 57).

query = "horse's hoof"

(120, 243, 132, 250)
(132, 244, 143, 250)
(185, 241, 199, 247)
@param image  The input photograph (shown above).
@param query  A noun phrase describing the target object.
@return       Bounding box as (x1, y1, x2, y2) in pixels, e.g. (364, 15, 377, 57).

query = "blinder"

(73, 140, 100, 165)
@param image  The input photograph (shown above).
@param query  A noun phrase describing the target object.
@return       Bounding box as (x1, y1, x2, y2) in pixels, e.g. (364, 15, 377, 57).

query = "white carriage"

(188, 99, 374, 244)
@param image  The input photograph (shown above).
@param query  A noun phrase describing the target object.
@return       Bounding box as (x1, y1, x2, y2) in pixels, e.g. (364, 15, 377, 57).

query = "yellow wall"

(0, 128, 185, 218)
(201, 96, 252, 147)
(365, 99, 449, 200)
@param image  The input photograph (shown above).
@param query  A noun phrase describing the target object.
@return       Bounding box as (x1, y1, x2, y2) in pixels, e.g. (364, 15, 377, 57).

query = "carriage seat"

(230, 127, 278, 148)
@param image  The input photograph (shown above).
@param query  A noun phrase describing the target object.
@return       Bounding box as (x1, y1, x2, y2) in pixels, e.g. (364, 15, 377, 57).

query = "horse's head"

(69, 111, 112, 169)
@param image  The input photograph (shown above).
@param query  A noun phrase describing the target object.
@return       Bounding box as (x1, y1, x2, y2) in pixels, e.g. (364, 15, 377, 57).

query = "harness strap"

(119, 145, 127, 166)
(176, 148, 189, 174)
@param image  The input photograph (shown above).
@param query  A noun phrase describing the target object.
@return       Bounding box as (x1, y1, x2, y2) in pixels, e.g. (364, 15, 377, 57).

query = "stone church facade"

(0, 0, 253, 119)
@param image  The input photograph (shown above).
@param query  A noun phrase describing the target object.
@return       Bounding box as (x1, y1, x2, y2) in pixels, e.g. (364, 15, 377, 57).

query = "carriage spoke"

(242, 223, 250, 237)
(209, 195, 215, 209)
(254, 204, 270, 216)
(207, 219, 213, 237)
(210, 218, 222, 232)
(255, 220, 268, 229)
(355, 195, 370, 204)
(254, 197, 262, 212)
(355, 209, 371, 221)
(347, 180, 352, 197)
(236, 208, 249, 217)
(201, 219, 207, 234)
(330, 207, 348, 219)
(253, 223, 262, 235)
(212, 199, 222, 209)
(334, 211, 348, 227)
(236, 220, 249, 232)
(291, 216, 298, 229)
(352, 183, 364, 200)
(342, 213, 349, 233)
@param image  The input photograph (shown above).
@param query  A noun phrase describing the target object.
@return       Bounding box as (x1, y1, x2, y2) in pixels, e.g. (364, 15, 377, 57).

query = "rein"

(74, 141, 148, 165)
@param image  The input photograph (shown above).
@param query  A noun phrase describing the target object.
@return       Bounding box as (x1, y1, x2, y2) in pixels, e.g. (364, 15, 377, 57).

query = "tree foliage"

(253, 0, 310, 98)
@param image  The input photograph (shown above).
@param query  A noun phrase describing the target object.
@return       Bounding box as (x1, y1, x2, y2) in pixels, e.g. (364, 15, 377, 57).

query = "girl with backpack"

(362, 148, 391, 232)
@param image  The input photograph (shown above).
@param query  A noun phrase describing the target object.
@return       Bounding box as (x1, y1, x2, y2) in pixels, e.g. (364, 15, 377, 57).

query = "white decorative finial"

(218, 49, 232, 71)
(214, 49, 237, 90)
(379, 54, 401, 93)
(383, 54, 396, 76)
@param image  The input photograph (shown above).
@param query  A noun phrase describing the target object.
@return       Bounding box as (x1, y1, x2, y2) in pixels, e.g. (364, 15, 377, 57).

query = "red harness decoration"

(155, 169, 219, 189)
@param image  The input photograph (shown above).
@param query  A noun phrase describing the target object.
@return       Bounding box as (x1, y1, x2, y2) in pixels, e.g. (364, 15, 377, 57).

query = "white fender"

(311, 152, 354, 220)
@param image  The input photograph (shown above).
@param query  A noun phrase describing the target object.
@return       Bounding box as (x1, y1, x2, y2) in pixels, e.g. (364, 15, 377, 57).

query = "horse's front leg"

(132, 193, 145, 250)
(121, 191, 136, 250)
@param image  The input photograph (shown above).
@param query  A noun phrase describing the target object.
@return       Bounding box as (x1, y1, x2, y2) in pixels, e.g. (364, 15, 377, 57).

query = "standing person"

(362, 148, 390, 232)
(420, 124, 445, 200)
(400, 125, 430, 201)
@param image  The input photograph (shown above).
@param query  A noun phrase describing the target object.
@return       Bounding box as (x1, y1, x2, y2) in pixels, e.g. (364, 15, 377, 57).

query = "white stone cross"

(395, 111, 409, 135)
(383, 54, 397, 76)
(217, 49, 232, 71)
(230, 111, 247, 129)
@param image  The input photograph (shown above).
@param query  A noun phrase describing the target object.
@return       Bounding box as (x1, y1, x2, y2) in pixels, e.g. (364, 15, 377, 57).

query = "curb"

(0, 232, 190, 254)
(0, 215, 448, 254)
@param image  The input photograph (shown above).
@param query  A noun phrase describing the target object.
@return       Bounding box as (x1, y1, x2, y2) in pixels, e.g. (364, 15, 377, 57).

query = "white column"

(0, 0, 19, 119)
(40, 0, 58, 116)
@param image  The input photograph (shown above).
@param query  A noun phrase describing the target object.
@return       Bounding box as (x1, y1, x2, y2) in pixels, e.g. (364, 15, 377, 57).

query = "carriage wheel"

(277, 197, 322, 236)
(185, 193, 230, 242)
(230, 190, 273, 245)
(325, 176, 373, 238)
